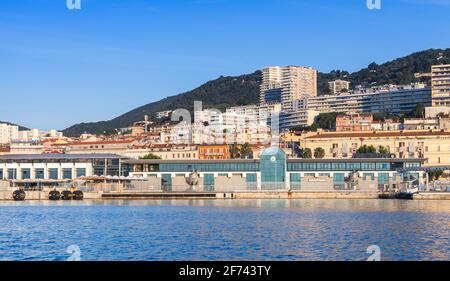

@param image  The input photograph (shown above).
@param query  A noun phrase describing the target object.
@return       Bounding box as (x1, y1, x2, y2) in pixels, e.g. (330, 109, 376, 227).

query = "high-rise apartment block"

(260, 66, 317, 111)
(0, 123, 19, 144)
(431, 64, 450, 106)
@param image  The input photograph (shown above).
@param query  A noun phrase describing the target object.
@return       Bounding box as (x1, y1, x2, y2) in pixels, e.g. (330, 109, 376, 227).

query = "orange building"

(198, 145, 230, 160)
(336, 113, 373, 132)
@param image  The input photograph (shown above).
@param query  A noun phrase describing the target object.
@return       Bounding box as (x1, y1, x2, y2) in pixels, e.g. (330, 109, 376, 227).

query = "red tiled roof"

(69, 140, 135, 146)
(0, 147, 11, 152)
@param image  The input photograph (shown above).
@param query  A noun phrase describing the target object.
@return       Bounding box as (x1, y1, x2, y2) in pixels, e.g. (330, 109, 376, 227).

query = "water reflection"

(0, 199, 448, 261)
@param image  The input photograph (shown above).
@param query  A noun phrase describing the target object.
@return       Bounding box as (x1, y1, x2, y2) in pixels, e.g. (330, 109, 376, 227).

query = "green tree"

(229, 144, 241, 159)
(357, 145, 377, 154)
(289, 125, 309, 132)
(429, 169, 444, 181)
(240, 143, 253, 159)
(140, 153, 162, 160)
(406, 103, 425, 118)
(378, 145, 390, 155)
(310, 112, 344, 131)
(314, 147, 325, 159)
(302, 148, 312, 159)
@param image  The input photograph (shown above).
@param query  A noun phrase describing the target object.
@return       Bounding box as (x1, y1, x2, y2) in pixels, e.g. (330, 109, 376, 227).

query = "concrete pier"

(413, 192, 450, 200)
(100, 191, 379, 200)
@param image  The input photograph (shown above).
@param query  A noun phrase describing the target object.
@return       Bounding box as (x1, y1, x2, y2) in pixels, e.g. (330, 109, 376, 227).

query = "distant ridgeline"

(63, 48, 450, 136)
(0, 121, 29, 131)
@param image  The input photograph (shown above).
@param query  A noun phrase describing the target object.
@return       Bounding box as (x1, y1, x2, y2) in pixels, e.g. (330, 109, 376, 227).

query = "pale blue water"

(0, 199, 449, 261)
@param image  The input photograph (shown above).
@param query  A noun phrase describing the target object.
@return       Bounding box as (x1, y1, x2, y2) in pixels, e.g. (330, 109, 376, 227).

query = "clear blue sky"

(1, 0, 450, 130)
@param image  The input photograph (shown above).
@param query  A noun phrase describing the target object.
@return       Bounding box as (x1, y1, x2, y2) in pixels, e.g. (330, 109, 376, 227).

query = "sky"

(1, 0, 450, 130)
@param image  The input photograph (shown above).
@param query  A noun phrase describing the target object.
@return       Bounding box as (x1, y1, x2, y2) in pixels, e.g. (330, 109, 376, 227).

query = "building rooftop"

(304, 130, 450, 139)
(123, 158, 426, 165)
(0, 153, 125, 160)
(69, 140, 135, 146)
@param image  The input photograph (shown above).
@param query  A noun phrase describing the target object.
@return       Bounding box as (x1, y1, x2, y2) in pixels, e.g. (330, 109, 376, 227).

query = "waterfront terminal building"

(124, 147, 426, 192)
(0, 149, 426, 193)
(0, 154, 127, 186)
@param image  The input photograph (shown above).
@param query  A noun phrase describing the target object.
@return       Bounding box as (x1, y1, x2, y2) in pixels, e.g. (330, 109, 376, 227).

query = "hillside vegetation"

(63, 48, 450, 136)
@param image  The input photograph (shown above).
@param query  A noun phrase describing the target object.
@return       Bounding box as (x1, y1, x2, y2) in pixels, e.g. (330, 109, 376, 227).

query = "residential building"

(156, 110, 173, 119)
(304, 86, 431, 115)
(279, 110, 320, 131)
(328, 80, 350, 94)
(336, 113, 373, 132)
(431, 64, 450, 106)
(425, 106, 450, 118)
(260, 66, 317, 111)
(9, 140, 45, 154)
(198, 145, 230, 160)
(370, 120, 403, 131)
(298, 130, 450, 167)
(192, 105, 280, 145)
(124, 144, 198, 160)
(403, 118, 440, 130)
(67, 140, 135, 155)
(17, 129, 40, 141)
(0, 123, 19, 144)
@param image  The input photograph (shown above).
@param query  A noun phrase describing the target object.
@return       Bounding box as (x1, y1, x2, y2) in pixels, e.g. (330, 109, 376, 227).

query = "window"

(204, 174, 215, 192)
(363, 173, 375, 181)
(8, 168, 17, 180)
(35, 169, 45, 179)
(49, 168, 58, 180)
(76, 168, 86, 178)
(22, 168, 31, 180)
(62, 168, 72, 179)
(161, 174, 172, 192)
(333, 173, 345, 182)
(332, 163, 346, 170)
(361, 163, 376, 170)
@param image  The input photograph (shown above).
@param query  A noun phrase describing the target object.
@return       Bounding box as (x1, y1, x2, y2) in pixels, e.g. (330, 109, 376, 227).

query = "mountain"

(0, 121, 29, 131)
(63, 48, 450, 136)
(63, 71, 261, 136)
(318, 48, 450, 94)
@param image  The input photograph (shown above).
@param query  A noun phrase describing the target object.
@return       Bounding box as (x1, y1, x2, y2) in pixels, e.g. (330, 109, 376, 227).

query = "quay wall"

(413, 193, 450, 200)
(233, 191, 379, 199)
(0, 190, 101, 200)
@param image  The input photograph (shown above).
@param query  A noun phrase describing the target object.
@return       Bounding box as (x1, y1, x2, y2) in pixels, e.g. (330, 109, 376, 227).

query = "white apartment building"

(0, 123, 19, 145)
(156, 110, 173, 119)
(431, 64, 450, 106)
(260, 66, 317, 111)
(328, 79, 350, 94)
(17, 129, 40, 141)
(279, 110, 320, 131)
(190, 104, 281, 144)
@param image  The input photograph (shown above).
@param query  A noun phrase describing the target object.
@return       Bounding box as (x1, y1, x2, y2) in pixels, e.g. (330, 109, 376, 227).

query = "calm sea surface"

(0, 199, 449, 261)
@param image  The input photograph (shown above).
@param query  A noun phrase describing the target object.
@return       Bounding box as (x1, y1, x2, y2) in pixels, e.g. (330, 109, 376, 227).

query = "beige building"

(67, 140, 135, 155)
(260, 66, 317, 111)
(297, 130, 450, 167)
(9, 141, 45, 154)
(431, 64, 450, 106)
(0, 123, 19, 145)
(124, 144, 198, 160)
(328, 79, 350, 94)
